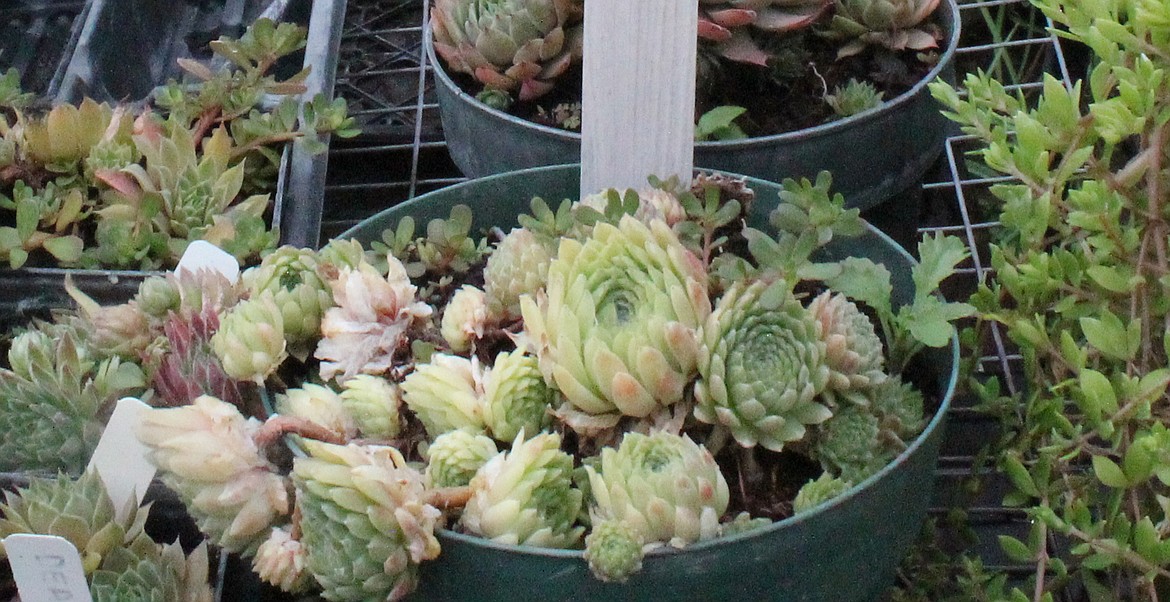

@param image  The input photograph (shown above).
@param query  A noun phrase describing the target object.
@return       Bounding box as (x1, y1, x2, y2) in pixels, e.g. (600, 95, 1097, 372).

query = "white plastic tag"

(3, 534, 93, 601)
(87, 397, 157, 522)
(176, 240, 240, 282)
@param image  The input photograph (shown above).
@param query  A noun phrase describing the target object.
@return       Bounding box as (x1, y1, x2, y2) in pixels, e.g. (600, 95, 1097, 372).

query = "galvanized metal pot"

(429, 0, 958, 212)
(340, 165, 958, 602)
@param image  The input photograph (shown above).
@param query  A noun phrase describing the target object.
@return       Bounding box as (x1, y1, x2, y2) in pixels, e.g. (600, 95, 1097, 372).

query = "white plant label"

(176, 239, 240, 282)
(3, 534, 93, 602)
(87, 397, 157, 521)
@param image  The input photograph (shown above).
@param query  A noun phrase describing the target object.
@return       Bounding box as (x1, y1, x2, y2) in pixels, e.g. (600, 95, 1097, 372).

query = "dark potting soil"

(445, 33, 939, 138)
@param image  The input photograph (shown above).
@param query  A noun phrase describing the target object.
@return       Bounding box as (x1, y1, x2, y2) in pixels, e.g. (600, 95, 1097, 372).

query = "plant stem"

(1033, 499, 1051, 602)
(1066, 525, 1170, 580)
(425, 486, 473, 510)
(254, 416, 347, 449)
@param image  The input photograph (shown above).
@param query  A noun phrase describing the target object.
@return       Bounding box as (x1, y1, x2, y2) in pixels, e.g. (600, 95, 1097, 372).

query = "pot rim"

(340, 163, 961, 561)
(425, 0, 961, 150)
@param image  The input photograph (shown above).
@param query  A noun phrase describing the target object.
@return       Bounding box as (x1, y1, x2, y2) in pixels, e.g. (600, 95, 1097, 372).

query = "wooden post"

(579, 0, 698, 197)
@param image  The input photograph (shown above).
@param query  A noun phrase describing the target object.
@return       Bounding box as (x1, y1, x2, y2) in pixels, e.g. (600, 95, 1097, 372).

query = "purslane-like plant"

(928, 0, 1170, 597)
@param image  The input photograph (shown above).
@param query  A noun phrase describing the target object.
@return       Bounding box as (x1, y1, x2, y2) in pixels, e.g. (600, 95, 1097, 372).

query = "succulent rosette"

(812, 376, 925, 482)
(521, 215, 710, 425)
(694, 279, 832, 451)
(243, 246, 334, 351)
(483, 227, 555, 321)
(339, 374, 403, 439)
(460, 432, 585, 548)
(136, 395, 290, 554)
(792, 472, 853, 514)
(401, 352, 487, 437)
(277, 383, 358, 441)
(0, 471, 148, 575)
(90, 538, 213, 602)
(431, 0, 585, 100)
(482, 348, 554, 442)
(0, 325, 145, 474)
(210, 290, 288, 383)
(424, 428, 500, 488)
(585, 431, 729, 547)
(583, 519, 645, 583)
(252, 526, 313, 594)
(824, 0, 942, 57)
(292, 440, 441, 602)
(807, 291, 887, 393)
(315, 258, 433, 383)
(440, 284, 490, 352)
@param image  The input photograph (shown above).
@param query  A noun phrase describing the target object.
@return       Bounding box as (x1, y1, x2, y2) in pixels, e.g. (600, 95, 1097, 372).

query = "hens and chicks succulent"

(0, 170, 968, 600)
(430, 0, 945, 129)
(0, 18, 355, 271)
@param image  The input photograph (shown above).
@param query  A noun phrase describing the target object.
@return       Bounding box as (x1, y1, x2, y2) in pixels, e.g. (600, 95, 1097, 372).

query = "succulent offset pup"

(0, 170, 965, 600)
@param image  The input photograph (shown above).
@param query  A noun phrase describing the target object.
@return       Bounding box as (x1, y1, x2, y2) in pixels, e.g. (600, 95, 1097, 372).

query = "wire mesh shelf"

(323, 0, 1076, 589)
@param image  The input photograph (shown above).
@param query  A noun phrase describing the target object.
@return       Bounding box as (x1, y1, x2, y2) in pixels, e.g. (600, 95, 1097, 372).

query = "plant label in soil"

(87, 397, 157, 522)
(176, 240, 240, 282)
(580, 0, 697, 195)
(3, 534, 92, 602)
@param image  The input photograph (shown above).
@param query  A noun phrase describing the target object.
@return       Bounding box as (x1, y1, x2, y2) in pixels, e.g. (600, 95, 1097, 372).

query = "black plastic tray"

(0, 0, 88, 95)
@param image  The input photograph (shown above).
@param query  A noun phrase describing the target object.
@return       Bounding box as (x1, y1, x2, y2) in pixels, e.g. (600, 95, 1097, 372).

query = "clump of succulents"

(428, 0, 944, 140)
(0, 322, 146, 474)
(0, 471, 214, 600)
(0, 17, 356, 270)
(23, 168, 974, 600)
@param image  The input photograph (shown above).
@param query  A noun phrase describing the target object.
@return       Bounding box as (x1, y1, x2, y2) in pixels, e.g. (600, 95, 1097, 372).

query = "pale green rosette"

(792, 473, 853, 514)
(401, 352, 486, 438)
(339, 374, 403, 439)
(585, 431, 729, 547)
(482, 349, 553, 442)
(0, 471, 148, 575)
(460, 432, 584, 548)
(807, 291, 887, 393)
(694, 279, 832, 452)
(583, 518, 645, 583)
(424, 428, 499, 488)
(210, 291, 288, 383)
(521, 215, 710, 423)
(440, 284, 489, 353)
(243, 246, 334, 351)
(90, 538, 213, 602)
(483, 227, 555, 321)
(813, 376, 925, 482)
(277, 383, 357, 441)
(293, 441, 442, 602)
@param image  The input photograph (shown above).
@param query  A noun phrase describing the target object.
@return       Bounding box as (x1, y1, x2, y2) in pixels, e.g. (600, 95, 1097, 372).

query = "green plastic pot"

(427, 0, 959, 212)
(339, 165, 958, 602)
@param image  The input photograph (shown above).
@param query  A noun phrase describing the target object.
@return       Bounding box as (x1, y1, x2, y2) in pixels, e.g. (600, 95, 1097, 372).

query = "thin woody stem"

(425, 486, 473, 511)
(254, 416, 347, 449)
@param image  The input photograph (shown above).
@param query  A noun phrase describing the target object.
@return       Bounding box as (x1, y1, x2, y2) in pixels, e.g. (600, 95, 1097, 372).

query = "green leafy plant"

(694, 105, 749, 141)
(928, 0, 1170, 597)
